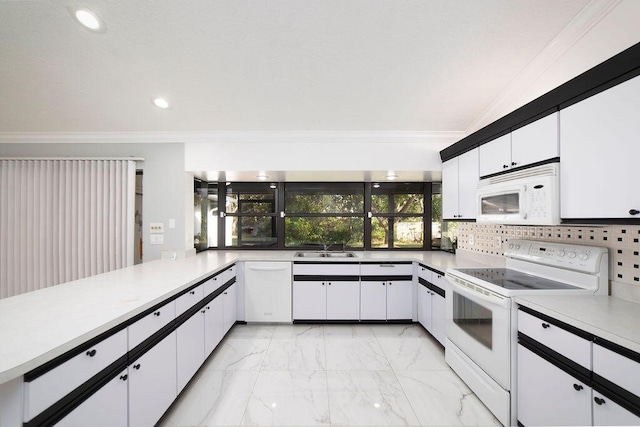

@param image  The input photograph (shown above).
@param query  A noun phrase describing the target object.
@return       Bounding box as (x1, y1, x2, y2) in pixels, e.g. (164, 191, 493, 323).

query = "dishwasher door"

(244, 262, 292, 322)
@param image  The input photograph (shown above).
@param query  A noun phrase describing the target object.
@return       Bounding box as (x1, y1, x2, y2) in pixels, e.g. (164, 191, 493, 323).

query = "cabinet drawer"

(594, 343, 640, 398)
(360, 263, 412, 276)
(175, 284, 204, 317)
(204, 273, 224, 297)
(24, 329, 127, 422)
(293, 262, 359, 276)
(417, 265, 433, 282)
(431, 270, 447, 293)
(222, 264, 236, 284)
(518, 309, 590, 369)
(128, 301, 176, 350)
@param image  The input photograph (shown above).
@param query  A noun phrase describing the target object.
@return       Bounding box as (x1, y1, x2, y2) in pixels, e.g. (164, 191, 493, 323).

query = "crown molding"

(465, 0, 622, 134)
(0, 130, 466, 145)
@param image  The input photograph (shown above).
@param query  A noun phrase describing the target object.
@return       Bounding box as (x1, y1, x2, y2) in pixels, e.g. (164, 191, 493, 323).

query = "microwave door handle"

(447, 278, 510, 309)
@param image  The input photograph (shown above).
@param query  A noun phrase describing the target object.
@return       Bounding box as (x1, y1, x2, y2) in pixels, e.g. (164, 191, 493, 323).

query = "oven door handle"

(447, 278, 511, 309)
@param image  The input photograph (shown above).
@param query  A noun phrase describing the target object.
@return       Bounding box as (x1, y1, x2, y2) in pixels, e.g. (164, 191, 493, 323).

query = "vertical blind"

(0, 159, 136, 299)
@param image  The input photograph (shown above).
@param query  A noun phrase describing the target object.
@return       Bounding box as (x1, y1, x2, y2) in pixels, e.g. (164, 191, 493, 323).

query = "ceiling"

(0, 0, 597, 134)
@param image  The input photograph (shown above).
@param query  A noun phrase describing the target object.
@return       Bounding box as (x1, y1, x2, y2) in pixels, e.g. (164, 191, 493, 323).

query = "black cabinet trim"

(417, 263, 445, 276)
(360, 275, 413, 282)
(293, 275, 361, 282)
(360, 261, 413, 265)
(594, 336, 640, 364)
(479, 157, 560, 180)
(418, 277, 445, 298)
(518, 306, 594, 341)
(293, 261, 361, 265)
(593, 373, 640, 418)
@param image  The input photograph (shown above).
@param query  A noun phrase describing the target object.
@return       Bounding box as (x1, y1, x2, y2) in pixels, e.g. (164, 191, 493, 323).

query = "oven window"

(453, 292, 493, 349)
(481, 193, 519, 215)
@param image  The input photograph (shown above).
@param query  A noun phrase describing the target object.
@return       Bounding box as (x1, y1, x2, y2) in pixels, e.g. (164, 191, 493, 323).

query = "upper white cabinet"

(560, 75, 640, 219)
(479, 112, 559, 177)
(442, 148, 479, 220)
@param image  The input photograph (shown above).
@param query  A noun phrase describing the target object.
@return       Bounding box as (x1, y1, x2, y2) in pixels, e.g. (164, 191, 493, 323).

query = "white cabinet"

(417, 266, 446, 346)
(560, 75, 640, 219)
(418, 284, 432, 330)
(55, 369, 128, 427)
(360, 281, 387, 320)
(442, 148, 479, 220)
(517, 343, 592, 427)
(326, 281, 360, 320)
(431, 292, 445, 345)
(175, 284, 204, 317)
(479, 113, 558, 177)
(245, 262, 292, 322)
(593, 390, 640, 426)
(128, 301, 175, 350)
(176, 310, 205, 393)
(204, 294, 224, 356)
(222, 283, 237, 334)
(128, 332, 177, 427)
(293, 281, 327, 320)
(386, 280, 413, 320)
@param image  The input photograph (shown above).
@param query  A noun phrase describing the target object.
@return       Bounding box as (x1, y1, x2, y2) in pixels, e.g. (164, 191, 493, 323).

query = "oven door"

(446, 275, 512, 389)
(476, 184, 526, 224)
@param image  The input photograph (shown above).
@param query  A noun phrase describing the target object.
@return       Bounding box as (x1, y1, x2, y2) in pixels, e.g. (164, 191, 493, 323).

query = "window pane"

(194, 180, 209, 251)
(207, 185, 218, 248)
(371, 217, 389, 249)
(371, 193, 424, 214)
(225, 183, 276, 214)
(225, 216, 277, 247)
(432, 183, 442, 249)
(393, 217, 423, 248)
(284, 217, 364, 247)
(285, 183, 364, 214)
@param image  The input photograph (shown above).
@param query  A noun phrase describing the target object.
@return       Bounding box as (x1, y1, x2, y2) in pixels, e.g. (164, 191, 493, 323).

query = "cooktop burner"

(454, 268, 580, 291)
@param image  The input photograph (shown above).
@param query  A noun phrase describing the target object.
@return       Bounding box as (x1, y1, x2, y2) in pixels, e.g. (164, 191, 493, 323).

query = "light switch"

(150, 222, 164, 233)
(168, 219, 176, 229)
(150, 234, 164, 245)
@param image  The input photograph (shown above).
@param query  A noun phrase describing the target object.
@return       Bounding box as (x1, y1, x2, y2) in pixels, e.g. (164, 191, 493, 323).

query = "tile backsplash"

(457, 223, 640, 293)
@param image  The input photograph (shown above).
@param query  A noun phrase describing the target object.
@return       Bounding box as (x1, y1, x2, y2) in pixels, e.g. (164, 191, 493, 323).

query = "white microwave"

(476, 163, 560, 225)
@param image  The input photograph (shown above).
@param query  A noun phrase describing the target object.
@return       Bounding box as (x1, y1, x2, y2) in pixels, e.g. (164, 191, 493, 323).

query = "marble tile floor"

(159, 324, 501, 427)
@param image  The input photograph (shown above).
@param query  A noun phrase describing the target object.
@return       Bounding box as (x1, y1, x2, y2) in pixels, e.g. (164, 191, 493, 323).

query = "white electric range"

(445, 239, 609, 426)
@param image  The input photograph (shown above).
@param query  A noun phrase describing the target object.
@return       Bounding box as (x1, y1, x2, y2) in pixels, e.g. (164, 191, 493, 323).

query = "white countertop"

(0, 250, 502, 384)
(515, 295, 640, 355)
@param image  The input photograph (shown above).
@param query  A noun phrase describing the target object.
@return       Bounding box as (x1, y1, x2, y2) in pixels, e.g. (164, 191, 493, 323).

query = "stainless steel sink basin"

(294, 251, 357, 258)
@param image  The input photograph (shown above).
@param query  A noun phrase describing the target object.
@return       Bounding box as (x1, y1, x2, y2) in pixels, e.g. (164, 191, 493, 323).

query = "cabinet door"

(326, 280, 360, 320)
(560, 75, 640, 219)
(222, 284, 237, 334)
(176, 311, 205, 393)
(431, 293, 446, 346)
(293, 281, 327, 320)
(511, 112, 558, 168)
(128, 301, 175, 350)
(593, 390, 640, 426)
(360, 281, 387, 320)
(386, 280, 413, 320)
(517, 344, 591, 427)
(417, 285, 432, 331)
(128, 332, 177, 427)
(55, 369, 128, 427)
(479, 134, 511, 177)
(457, 148, 479, 219)
(441, 158, 459, 220)
(204, 295, 224, 356)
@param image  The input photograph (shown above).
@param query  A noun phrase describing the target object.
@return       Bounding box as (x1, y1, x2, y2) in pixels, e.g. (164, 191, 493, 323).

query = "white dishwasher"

(244, 262, 292, 322)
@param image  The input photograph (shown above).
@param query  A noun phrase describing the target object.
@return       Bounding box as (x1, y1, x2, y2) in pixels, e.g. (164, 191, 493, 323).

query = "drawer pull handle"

(86, 349, 97, 357)
(190, 291, 195, 295)
(133, 364, 141, 370)
(541, 323, 550, 329)
(224, 292, 228, 295)
(573, 384, 583, 391)
(154, 311, 161, 316)
(328, 282, 331, 286)
(120, 374, 128, 381)
(382, 282, 386, 286)
(630, 209, 639, 216)
(594, 397, 606, 405)
(201, 309, 206, 313)
(206, 306, 210, 310)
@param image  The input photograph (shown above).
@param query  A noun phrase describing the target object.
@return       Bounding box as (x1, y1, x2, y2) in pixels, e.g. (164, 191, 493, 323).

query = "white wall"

(0, 143, 188, 262)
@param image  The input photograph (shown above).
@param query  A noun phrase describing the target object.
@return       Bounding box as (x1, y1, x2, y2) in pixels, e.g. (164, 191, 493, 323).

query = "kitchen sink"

(294, 251, 357, 258)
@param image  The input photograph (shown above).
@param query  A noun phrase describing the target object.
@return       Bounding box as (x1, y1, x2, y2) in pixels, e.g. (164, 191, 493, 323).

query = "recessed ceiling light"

(153, 98, 169, 109)
(386, 172, 398, 181)
(71, 8, 106, 32)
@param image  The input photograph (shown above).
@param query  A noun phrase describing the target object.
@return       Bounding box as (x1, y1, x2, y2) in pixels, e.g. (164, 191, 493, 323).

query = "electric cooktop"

(453, 268, 580, 291)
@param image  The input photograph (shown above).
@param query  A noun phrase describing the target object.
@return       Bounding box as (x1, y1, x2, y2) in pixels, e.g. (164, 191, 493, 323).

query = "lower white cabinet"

(223, 283, 237, 333)
(293, 280, 360, 320)
(55, 369, 128, 427)
(204, 295, 224, 356)
(176, 310, 205, 393)
(128, 332, 177, 427)
(517, 344, 591, 426)
(593, 390, 640, 426)
(418, 283, 445, 346)
(326, 281, 360, 320)
(417, 285, 432, 331)
(360, 280, 412, 320)
(386, 280, 413, 320)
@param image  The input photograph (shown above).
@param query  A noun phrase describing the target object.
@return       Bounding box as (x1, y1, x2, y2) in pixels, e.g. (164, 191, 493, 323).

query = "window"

(284, 183, 364, 248)
(224, 183, 277, 248)
(194, 179, 209, 252)
(370, 183, 427, 249)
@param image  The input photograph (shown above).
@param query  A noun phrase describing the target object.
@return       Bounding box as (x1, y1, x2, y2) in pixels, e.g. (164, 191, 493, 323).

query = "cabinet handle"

(594, 397, 606, 405)
(120, 374, 128, 381)
(541, 323, 550, 329)
(154, 311, 161, 316)
(630, 209, 640, 216)
(382, 282, 386, 286)
(206, 306, 210, 310)
(190, 290, 195, 295)
(511, 162, 517, 166)
(201, 309, 206, 313)
(322, 282, 325, 286)
(133, 364, 141, 370)
(328, 282, 332, 286)
(389, 282, 392, 286)
(573, 384, 583, 391)
(503, 164, 509, 169)
(86, 349, 97, 357)
(224, 292, 227, 295)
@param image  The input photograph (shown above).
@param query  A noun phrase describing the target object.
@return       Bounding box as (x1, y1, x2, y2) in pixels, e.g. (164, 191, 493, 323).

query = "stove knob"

(568, 251, 577, 259)
(514, 244, 520, 250)
(580, 253, 588, 261)
(508, 244, 513, 249)
(558, 250, 566, 257)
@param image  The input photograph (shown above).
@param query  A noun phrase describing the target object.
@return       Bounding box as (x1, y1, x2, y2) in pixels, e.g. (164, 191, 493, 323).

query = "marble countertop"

(515, 295, 640, 355)
(0, 249, 502, 384)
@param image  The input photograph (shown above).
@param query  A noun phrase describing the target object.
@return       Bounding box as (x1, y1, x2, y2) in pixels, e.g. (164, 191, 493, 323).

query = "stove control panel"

(505, 239, 608, 273)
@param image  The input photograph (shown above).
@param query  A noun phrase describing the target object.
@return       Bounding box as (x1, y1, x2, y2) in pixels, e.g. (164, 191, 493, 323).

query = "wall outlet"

(468, 234, 475, 246)
(150, 222, 164, 233)
(496, 235, 502, 248)
(150, 234, 164, 245)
